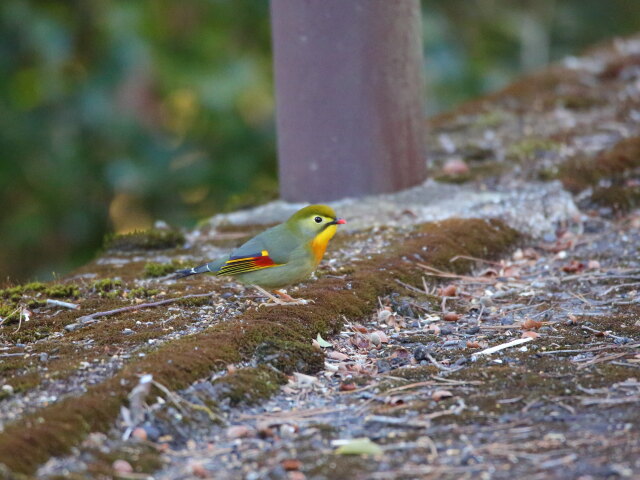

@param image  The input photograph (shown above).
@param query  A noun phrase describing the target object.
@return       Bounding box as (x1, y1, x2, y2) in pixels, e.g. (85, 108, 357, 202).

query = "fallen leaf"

(327, 351, 349, 361)
(466, 341, 480, 349)
(522, 318, 543, 330)
(432, 390, 454, 401)
(561, 260, 585, 273)
(340, 382, 357, 392)
(131, 427, 147, 441)
(427, 324, 441, 335)
(112, 460, 133, 474)
(350, 332, 370, 350)
(352, 324, 369, 333)
(335, 438, 383, 456)
(191, 463, 209, 479)
(291, 372, 318, 387)
(226, 425, 254, 439)
(478, 268, 499, 278)
(281, 459, 302, 471)
(372, 330, 389, 343)
(389, 347, 411, 360)
(443, 312, 460, 322)
(522, 248, 540, 259)
(440, 284, 457, 297)
(521, 331, 540, 339)
(316, 333, 332, 348)
(502, 265, 521, 278)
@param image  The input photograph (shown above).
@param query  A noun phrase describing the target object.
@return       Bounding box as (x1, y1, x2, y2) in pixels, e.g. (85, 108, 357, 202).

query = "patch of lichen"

(104, 228, 185, 252)
(212, 365, 286, 406)
(0, 217, 520, 475)
(90, 278, 123, 298)
(253, 340, 325, 374)
(507, 137, 562, 161)
(558, 136, 640, 193)
(144, 260, 188, 278)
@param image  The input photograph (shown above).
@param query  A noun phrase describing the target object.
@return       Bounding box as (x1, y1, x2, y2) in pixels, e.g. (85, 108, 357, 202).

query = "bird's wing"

(216, 224, 298, 276)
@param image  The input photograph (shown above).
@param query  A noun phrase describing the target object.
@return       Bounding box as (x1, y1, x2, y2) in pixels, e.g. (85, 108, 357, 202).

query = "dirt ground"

(2, 35, 640, 480)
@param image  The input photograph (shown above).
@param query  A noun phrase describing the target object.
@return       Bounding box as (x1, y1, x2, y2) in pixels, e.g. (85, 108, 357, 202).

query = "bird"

(176, 204, 346, 305)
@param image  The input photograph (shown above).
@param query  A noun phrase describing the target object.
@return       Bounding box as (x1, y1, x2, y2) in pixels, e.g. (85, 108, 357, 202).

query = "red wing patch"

(217, 250, 281, 276)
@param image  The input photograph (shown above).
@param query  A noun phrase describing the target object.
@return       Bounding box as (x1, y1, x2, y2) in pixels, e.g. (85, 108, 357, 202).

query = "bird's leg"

(251, 285, 312, 306)
(252, 285, 286, 305)
(273, 289, 313, 305)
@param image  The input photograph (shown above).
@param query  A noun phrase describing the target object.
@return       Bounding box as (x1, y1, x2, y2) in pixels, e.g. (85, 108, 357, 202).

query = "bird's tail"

(174, 263, 213, 278)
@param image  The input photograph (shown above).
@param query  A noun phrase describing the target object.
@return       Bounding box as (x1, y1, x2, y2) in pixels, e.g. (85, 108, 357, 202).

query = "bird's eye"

(314, 216, 323, 223)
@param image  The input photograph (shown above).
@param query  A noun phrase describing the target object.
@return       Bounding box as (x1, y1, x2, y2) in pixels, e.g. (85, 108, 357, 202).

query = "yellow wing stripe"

(216, 250, 281, 276)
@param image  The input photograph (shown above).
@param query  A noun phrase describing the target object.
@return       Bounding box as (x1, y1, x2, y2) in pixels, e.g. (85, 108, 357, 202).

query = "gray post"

(271, 0, 426, 203)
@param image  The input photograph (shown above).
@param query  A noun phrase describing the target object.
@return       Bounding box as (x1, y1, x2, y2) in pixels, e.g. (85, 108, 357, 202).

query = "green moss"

(590, 185, 640, 213)
(0, 282, 78, 299)
(507, 137, 561, 160)
(253, 340, 325, 374)
(45, 284, 79, 298)
(558, 136, 640, 193)
(213, 366, 287, 406)
(143, 260, 187, 278)
(127, 287, 160, 298)
(104, 228, 185, 252)
(91, 278, 122, 295)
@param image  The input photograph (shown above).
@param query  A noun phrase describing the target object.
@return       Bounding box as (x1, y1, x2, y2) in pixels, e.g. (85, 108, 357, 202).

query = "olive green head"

(286, 204, 346, 239)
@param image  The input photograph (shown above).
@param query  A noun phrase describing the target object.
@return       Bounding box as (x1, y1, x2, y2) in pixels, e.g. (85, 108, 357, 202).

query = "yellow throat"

(310, 224, 338, 265)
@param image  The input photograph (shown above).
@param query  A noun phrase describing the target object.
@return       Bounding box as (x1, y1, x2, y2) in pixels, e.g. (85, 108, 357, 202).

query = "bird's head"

(287, 204, 346, 240)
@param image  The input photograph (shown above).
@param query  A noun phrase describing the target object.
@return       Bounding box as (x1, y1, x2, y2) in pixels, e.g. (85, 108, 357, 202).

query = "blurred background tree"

(1, 0, 639, 281)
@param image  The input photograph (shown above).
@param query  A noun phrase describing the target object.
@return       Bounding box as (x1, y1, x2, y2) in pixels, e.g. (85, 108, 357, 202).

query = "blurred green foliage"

(1, 0, 640, 280)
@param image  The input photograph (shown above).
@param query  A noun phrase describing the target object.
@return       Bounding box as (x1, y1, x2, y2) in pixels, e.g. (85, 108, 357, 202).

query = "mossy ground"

(0, 217, 519, 475)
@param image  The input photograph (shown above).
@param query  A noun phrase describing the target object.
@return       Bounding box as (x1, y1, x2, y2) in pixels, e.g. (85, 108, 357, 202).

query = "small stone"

(413, 345, 431, 362)
(191, 462, 209, 478)
(443, 312, 460, 322)
(432, 389, 454, 401)
(132, 427, 147, 441)
(39, 352, 49, 363)
(142, 423, 161, 442)
(281, 459, 302, 471)
(439, 327, 453, 336)
(614, 336, 631, 345)
(442, 158, 470, 175)
(465, 326, 480, 335)
(1, 385, 14, 396)
(112, 459, 133, 474)
(122, 328, 134, 335)
(227, 425, 254, 438)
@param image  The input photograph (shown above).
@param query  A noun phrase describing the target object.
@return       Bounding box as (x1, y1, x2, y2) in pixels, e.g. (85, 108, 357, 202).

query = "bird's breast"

(310, 224, 338, 264)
